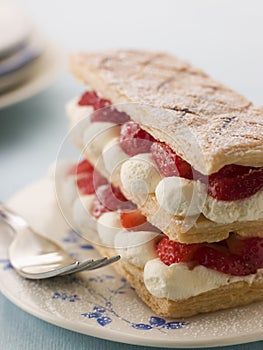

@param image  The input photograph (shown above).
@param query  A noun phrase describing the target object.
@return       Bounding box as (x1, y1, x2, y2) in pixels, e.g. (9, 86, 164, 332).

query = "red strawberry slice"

(67, 159, 94, 176)
(120, 209, 161, 232)
(193, 245, 257, 276)
(91, 184, 136, 219)
(91, 105, 130, 124)
(151, 142, 194, 179)
(77, 173, 96, 195)
(78, 91, 110, 110)
(157, 234, 263, 276)
(120, 121, 155, 156)
(156, 237, 201, 266)
(120, 209, 146, 229)
(227, 234, 263, 267)
(77, 170, 108, 195)
(208, 165, 263, 201)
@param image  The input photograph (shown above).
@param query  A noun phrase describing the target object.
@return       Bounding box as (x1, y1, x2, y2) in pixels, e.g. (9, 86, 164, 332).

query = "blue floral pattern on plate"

(51, 270, 188, 333)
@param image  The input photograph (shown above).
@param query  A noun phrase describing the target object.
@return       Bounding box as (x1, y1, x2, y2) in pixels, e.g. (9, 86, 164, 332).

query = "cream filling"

(68, 101, 263, 225)
(102, 137, 129, 175)
(155, 177, 263, 224)
(66, 98, 94, 146)
(143, 258, 263, 301)
(72, 194, 97, 232)
(120, 153, 162, 205)
(56, 160, 263, 301)
(114, 230, 160, 268)
(97, 211, 123, 247)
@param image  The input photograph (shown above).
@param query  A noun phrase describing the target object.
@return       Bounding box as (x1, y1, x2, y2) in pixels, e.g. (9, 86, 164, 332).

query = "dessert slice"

(61, 49, 263, 317)
(56, 158, 263, 318)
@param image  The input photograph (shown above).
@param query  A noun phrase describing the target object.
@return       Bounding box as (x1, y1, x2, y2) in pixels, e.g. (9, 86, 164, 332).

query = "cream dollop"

(114, 230, 160, 268)
(155, 177, 207, 217)
(144, 259, 261, 301)
(97, 211, 123, 247)
(203, 187, 263, 223)
(102, 137, 129, 175)
(72, 194, 97, 233)
(66, 98, 94, 146)
(120, 153, 161, 205)
(83, 122, 121, 159)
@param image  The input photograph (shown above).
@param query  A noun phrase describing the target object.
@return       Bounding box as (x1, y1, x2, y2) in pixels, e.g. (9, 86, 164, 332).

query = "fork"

(0, 203, 120, 279)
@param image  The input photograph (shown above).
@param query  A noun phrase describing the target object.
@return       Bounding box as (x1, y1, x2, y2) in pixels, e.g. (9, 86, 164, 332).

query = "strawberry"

(76, 162, 108, 195)
(157, 234, 263, 276)
(91, 105, 130, 124)
(120, 209, 146, 229)
(78, 91, 110, 110)
(91, 184, 136, 219)
(227, 234, 263, 267)
(208, 165, 263, 201)
(193, 245, 256, 276)
(151, 142, 194, 179)
(120, 121, 155, 156)
(67, 159, 94, 176)
(156, 237, 201, 266)
(77, 173, 96, 195)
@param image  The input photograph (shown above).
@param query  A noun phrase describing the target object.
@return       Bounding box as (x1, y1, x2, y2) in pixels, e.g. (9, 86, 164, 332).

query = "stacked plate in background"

(0, 3, 62, 109)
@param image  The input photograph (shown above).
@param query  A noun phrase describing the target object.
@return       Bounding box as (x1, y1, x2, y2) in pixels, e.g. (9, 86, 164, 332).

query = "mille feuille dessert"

(57, 49, 263, 318)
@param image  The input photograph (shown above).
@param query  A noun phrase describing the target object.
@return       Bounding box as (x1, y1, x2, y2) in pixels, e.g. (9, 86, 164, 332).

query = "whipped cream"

(83, 122, 121, 159)
(203, 187, 263, 223)
(120, 153, 162, 205)
(144, 258, 263, 301)
(72, 194, 97, 232)
(114, 230, 160, 268)
(66, 98, 94, 146)
(156, 177, 207, 217)
(155, 176, 263, 224)
(97, 211, 123, 247)
(102, 137, 129, 175)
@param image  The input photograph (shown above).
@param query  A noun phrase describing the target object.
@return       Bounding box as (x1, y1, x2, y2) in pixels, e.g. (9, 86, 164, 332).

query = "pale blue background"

(1, 0, 263, 349)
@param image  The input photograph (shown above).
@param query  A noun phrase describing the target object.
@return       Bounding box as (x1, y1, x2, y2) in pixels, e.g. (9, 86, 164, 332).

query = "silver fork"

(0, 203, 120, 279)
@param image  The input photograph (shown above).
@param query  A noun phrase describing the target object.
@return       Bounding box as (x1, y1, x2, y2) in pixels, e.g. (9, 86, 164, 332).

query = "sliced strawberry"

(157, 237, 201, 266)
(76, 159, 94, 174)
(120, 121, 155, 156)
(78, 91, 110, 110)
(67, 159, 94, 176)
(193, 245, 256, 276)
(91, 105, 130, 124)
(208, 165, 263, 201)
(91, 184, 136, 219)
(120, 209, 161, 232)
(227, 234, 263, 267)
(77, 173, 95, 195)
(120, 209, 146, 229)
(151, 142, 194, 179)
(157, 234, 263, 276)
(77, 168, 107, 195)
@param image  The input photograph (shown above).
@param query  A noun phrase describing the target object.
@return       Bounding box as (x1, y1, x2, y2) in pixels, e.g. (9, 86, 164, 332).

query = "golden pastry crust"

(95, 244, 263, 318)
(69, 49, 263, 175)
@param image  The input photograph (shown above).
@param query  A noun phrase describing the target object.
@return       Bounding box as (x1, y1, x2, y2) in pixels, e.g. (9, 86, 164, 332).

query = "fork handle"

(0, 202, 28, 232)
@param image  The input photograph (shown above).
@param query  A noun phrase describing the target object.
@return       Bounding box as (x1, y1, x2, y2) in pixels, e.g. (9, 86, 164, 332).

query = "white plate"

(0, 40, 63, 109)
(0, 179, 263, 348)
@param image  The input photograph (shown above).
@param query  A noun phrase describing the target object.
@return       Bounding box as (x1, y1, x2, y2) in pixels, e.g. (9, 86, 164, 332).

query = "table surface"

(1, 0, 263, 349)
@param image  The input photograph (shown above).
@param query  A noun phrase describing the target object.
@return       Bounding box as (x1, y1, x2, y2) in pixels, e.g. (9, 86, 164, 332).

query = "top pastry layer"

(70, 49, 263, 175)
